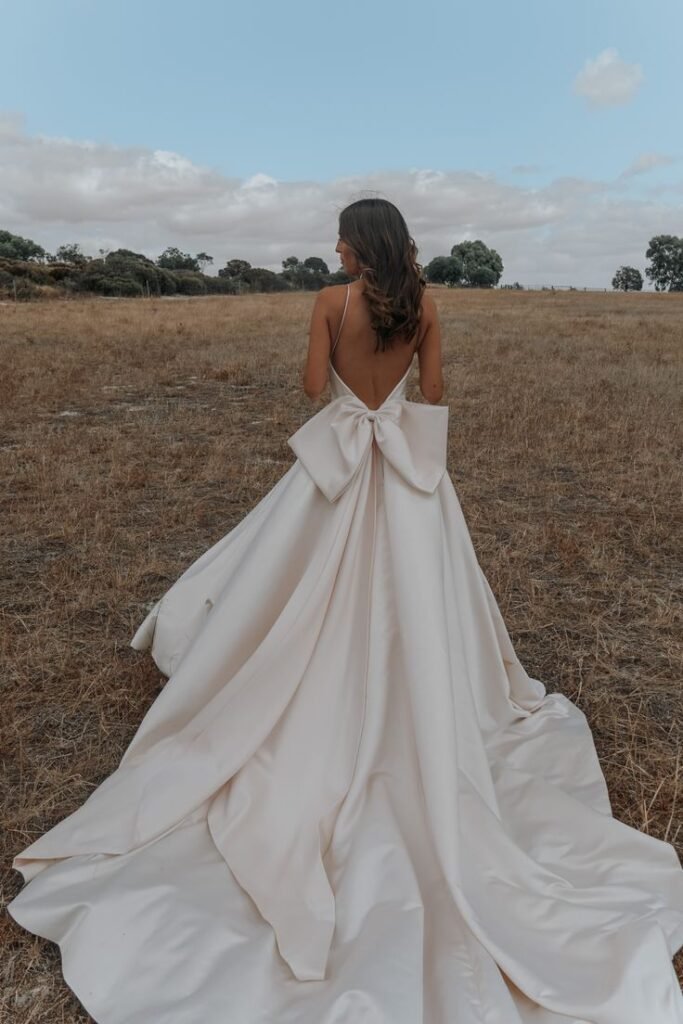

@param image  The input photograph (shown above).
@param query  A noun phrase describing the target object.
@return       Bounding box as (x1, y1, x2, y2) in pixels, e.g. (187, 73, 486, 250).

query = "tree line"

(0, 229, 681, 300)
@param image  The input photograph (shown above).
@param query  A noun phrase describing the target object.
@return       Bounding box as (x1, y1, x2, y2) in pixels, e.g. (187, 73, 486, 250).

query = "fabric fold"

(7, 357, 683, 1024)
(288, 392, 449, 502)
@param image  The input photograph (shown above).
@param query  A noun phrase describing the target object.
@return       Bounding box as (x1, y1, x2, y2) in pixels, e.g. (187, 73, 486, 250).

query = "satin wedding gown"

(8, 285, 683, 1023)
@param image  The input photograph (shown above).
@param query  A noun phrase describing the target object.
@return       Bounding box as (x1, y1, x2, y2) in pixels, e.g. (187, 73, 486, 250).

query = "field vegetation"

(1, 287, 681, 1017)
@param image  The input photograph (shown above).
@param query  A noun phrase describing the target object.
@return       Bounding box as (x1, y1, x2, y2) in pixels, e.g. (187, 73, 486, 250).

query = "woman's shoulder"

(318, 282, 364, 321)
(319, 280, 434, 316)
(420, 287, 437, 316)
(317, 282, 354, 305)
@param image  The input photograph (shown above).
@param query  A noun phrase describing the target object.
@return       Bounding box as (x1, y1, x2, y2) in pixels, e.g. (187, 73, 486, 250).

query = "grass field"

(1, 286, 682, 1018)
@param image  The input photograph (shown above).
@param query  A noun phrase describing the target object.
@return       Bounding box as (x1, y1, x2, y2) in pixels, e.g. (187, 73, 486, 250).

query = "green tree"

(196, 252, 214, 273)
(218, 259, 252, 294)
(303, 256, 329, 275)
(451, 240, 503, 288)
(612, 266, 643, 292)
(468, 265, 498, 287)
(0, 229, 46, 262)
(645, 235, 683, 292)
(281, 256, 305, 289)
(244, 267, 289, 292)
(50, 242, 90, 268)
(219, 259, 252, 279)
(281, 255, 330, 290)
(327, 267, 352, 285)
(156, 246, 200, 271)
(81, 248, 165, 297)
(424, 255, 463, 286)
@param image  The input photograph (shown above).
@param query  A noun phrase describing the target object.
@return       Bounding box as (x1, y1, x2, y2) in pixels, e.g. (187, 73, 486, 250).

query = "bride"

(7, 198, 683, 1024)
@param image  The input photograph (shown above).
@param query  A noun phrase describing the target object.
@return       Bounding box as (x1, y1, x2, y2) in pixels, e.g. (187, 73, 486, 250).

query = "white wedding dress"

(8, 286, 683, 1023)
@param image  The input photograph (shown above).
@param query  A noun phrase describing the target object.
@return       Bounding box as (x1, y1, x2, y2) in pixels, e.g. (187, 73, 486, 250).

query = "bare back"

(329, 281, 428, 410)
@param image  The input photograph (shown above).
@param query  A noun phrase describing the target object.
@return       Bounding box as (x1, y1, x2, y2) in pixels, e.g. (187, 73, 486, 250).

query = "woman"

(8, 199, 683, 1023)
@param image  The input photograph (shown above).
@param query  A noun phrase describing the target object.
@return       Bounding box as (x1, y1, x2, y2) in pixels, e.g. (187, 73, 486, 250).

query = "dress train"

(7, 360, 683, 1023)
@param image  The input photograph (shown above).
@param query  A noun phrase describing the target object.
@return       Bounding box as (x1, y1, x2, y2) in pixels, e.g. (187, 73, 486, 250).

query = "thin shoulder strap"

(330, 284, 351, 356)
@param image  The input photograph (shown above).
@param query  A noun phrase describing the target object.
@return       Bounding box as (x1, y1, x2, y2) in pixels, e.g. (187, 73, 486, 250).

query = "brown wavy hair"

(338, 198, 426, 353)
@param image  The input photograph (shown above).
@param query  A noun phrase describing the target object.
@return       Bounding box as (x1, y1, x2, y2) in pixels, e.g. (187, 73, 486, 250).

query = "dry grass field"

(1, 286, 682, 1018)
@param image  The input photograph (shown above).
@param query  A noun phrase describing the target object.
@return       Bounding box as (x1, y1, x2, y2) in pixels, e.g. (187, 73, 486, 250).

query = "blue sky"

(1, 0, 681, 286)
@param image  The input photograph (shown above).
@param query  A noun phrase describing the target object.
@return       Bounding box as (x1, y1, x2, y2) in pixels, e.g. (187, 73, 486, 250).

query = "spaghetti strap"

(330, 284, 351, 357)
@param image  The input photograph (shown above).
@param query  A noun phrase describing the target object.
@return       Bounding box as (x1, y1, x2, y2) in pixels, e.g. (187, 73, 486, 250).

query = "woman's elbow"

(303, 381, 325, 402)
(303, 378, 326, 403)
(301, 368, 324, 402)
(421, 381, 444, 404)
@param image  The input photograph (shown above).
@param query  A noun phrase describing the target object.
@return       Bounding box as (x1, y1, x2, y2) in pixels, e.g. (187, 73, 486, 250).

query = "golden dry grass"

(1, 287, 682, 1018)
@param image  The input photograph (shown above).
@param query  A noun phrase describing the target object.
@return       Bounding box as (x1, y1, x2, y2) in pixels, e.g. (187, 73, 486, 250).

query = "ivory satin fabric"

(8, 361, 683, 1023)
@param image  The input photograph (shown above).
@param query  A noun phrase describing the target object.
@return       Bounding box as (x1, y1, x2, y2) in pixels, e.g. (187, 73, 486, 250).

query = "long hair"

(338, 198, 425, 353)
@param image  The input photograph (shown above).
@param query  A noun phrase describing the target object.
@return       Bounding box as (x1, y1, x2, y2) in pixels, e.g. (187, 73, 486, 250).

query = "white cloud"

(618, 152, 676, 178)
(510, 164, 543, 175)
(0, 110, 680, 288)
(573, 48, 644, 108)
(242, 173, 278, 190)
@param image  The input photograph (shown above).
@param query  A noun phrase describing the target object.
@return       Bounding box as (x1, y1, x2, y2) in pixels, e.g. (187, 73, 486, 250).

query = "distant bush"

(205, 275, 238, 295)
(157, 268, 178, 295)
(0, 257, 75, 299)
(81, 272, 144, 298)
(173, 271, 208, 295)
(0, 229, 358, 300)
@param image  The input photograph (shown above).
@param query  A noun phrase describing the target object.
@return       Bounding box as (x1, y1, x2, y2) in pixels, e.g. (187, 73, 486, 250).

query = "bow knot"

(288, 393, 449, 502)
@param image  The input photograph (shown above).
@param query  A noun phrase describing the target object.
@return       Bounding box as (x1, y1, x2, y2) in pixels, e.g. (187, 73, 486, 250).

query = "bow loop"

(288, 394, 449, 502)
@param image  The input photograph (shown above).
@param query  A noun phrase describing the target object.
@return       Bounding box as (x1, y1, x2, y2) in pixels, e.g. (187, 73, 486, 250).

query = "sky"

(1, 0, 681, 288)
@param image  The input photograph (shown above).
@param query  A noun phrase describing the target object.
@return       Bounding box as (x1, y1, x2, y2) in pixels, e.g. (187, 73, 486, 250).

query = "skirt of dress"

(7, 441, 683, 1024)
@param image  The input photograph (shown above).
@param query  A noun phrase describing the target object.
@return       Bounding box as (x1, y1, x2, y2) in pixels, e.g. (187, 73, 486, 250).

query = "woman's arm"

(301, 287, 333, 404)
(416, 292, 444, 404)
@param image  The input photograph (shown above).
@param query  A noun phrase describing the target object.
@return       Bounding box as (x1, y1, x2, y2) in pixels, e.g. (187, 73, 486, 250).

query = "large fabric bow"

(288, 393, 449, 502)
